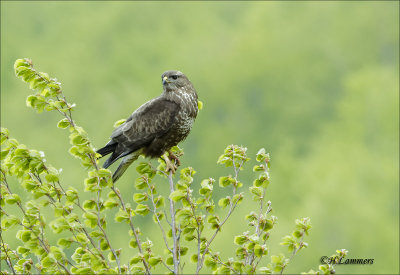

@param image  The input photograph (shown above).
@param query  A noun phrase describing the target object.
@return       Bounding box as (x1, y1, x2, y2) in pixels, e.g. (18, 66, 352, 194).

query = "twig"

(111, 186, 151, 274)
(0, 235, 16, 275)
(95, 189, 121, 274)
(2, 174, 73, 274)
(145, 179, 172, 253)
(168, 171, 179, 275)
(196, 156, 243, 274)
(280, 232, 305, 274)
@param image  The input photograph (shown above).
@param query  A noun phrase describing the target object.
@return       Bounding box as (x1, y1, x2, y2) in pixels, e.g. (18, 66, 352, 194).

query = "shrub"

(0, 59, 347, 274)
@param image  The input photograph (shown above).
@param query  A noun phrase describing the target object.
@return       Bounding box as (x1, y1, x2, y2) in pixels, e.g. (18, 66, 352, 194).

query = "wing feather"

(103, 97, 179, 167)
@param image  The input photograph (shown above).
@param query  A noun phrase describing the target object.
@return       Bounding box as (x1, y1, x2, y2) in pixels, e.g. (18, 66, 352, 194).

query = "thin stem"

(168, 171, 179, 275)
(146, 179, 172, 253)
(211, 253, 238, 274)
(0, 235, 16, 275)
(2, 174, 73, 274)
(196, 190, 239, 274)
(196, 156, 243, 274)
(186, 195, 202, 272)
(111, 186, 151, 274)
(279, 232, 305, 275)
(95, 189, 121, 274)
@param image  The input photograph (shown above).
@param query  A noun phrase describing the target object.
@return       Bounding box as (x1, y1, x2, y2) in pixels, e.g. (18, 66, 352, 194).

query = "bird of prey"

(97, 70, 198, 182)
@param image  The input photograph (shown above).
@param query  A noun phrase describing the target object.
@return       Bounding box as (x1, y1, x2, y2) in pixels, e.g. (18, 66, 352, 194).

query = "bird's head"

(161, 70, 192, 91)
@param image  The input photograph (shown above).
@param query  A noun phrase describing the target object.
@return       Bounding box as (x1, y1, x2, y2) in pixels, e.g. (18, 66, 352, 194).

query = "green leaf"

(130, 255, 141, 264)
(134, 204, 150, 216)
(253, 173, 269, 188)
(115, 209, 130, 223)
(104, 199, 119, 209)
(113, 119, 127, 128)
(57, 238, 73, 248)
(233, 261, 244, 272)
(250, 186, 263, 197)
(97, 168, 112, 178)
(154, 196, 164, 208)
(191, 254, 199, 263)
(271, 254, 285, 264)
(176, 208, 192, 222)
(100, 239, 110, 251)
(259, 266, 272, 274)
(148, 257, 162, 266)
(152, 212, 164, 223)
(83, 199, 97, 210)
(259, 218, 274, 232)
(83, 211, 97, 221)
(21, 230, 32, 242)
(166, 256, 174, 266)
(254, 244, 265, 257)
(179, 167, 196, 184)
(70, 132, 88, 146)
(179, 246, 188, 256)
(129, 239, 138, 249)
(108, 251, 116, 262)
(234, 235, 248, 245)
(169, 190, 186, 202)
(135, 176, 148, 190)
(41, 255, 56, 268)
(136, 162, 155, 177)
(50, 246, 65, 261)
(293, 230, 303, 239)
(57, 118, 70, 129)
(5, 194, 21, 204)
(0, 149, 9, 160)
(76, 267, 93, 274)
(256, 148, 268, 162)
(295, 217, 312, 235)
(253, 164, 265, 172)
(89, 230, 104, 238)
(197, 100, 203, 110)
(75, 233, 89, 244)
(66, 187, 78, 202)
(204, 255, 218, 270)
(14, 58, 31, 70)
(218, 197, 230, 208)
(133, 193, 148, 203)
(17, 246, 30, 255)
(45, 173, 59, 182)
(219, 176, 235, 187)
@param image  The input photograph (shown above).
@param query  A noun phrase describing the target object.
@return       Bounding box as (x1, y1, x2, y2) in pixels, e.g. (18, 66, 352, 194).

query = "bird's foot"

(163, 154, 177, 174)
(168, 150, 181, 166)
(162, 150, 181, 174)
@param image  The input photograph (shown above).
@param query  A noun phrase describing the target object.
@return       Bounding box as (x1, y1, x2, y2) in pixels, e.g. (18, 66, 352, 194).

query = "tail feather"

(97, 143, 117, 158)
(112, 152, 141, 182)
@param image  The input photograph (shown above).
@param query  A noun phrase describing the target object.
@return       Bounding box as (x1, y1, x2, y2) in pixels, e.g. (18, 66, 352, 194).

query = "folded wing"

(98, 97, 179, 168)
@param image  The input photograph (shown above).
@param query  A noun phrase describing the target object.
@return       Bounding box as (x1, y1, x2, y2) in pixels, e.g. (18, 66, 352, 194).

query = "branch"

(111, 185, 151, 274)
(146, 178, 172, 253)
(0, 235, 16, 275)
(2, 172, 73, 274)
(168, 171, 180, 275)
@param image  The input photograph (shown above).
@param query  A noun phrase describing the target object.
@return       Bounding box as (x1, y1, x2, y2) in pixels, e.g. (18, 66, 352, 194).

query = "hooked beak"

(162, 76, 169, 85)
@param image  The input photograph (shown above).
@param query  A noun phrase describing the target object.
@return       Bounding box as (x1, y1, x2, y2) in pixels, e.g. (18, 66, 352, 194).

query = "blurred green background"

(1, 1, 399, 274)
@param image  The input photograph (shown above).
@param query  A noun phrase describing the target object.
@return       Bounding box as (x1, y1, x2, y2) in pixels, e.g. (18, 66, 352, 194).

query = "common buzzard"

(97, 70, 198, 182)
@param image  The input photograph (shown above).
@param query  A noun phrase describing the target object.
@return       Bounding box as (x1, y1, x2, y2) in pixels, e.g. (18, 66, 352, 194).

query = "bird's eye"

(171, 75, 178, 80)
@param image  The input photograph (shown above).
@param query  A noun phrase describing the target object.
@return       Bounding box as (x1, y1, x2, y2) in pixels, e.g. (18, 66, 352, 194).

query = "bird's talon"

(168, 150, 181, 166)
(163, 154, 177, 174)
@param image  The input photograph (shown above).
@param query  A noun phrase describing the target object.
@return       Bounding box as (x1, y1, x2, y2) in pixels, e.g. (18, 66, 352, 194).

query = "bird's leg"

(168, 150, 181, 166)
(162, 150, 181, 174)
(163, 153, 176, 174)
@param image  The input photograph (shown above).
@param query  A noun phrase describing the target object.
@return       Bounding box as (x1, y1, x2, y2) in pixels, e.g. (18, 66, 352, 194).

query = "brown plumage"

(97, 70, 198, 182)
